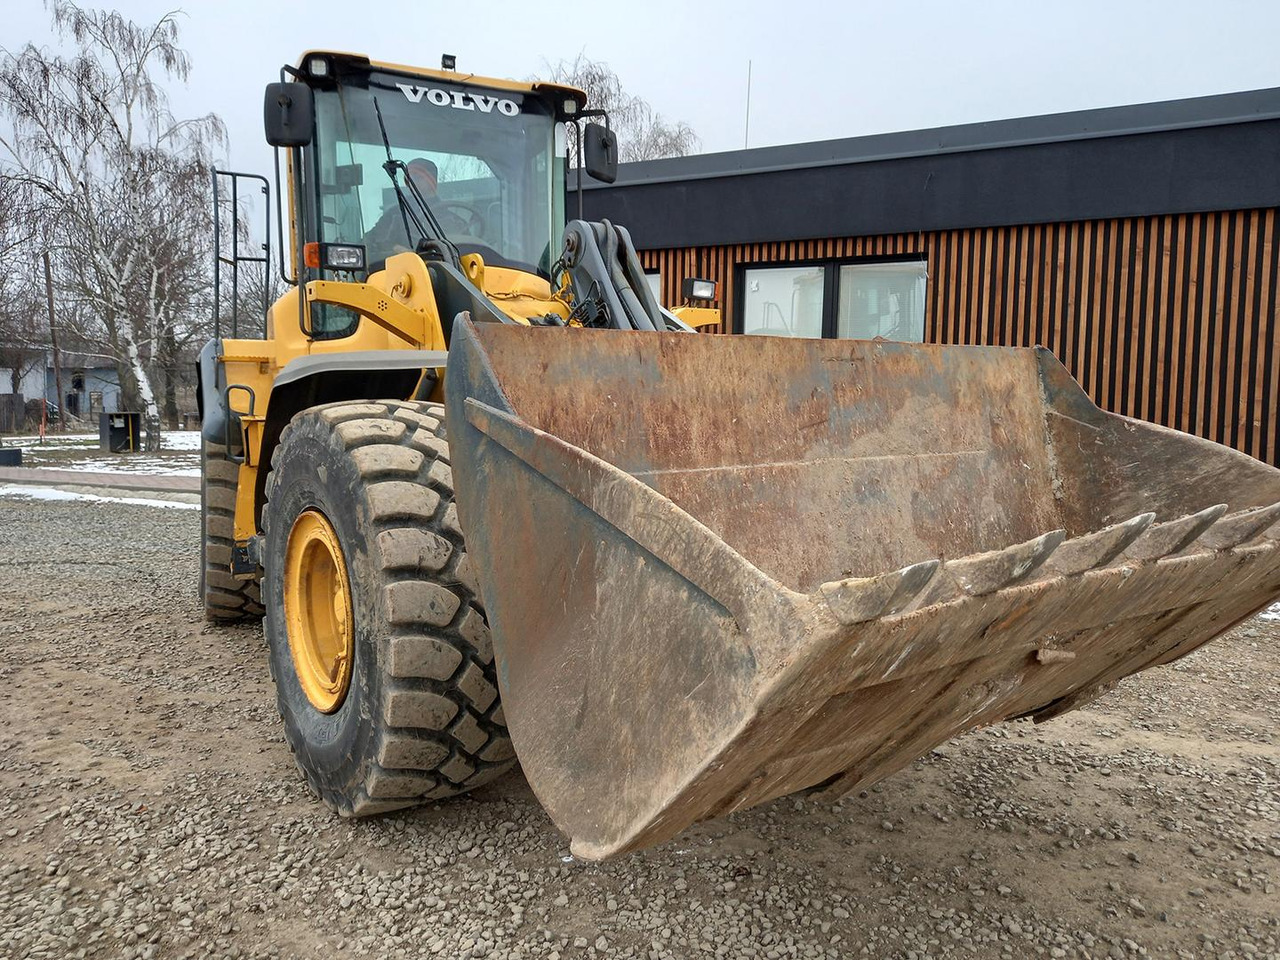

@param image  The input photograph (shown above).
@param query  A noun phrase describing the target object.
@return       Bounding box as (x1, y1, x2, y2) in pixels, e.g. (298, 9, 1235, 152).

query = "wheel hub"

(283, 509, 353, 713)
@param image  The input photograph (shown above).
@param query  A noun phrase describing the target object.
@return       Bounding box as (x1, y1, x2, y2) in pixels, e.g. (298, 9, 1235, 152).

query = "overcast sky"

(6, 0, 1280, 178)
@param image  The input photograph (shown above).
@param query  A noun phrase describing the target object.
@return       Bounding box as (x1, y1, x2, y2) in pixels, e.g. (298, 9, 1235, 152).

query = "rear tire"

(201, 437, 264, 621)
(262, 400, 514, 815)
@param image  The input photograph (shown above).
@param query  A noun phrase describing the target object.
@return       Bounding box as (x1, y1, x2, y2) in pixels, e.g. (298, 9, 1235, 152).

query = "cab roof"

(295, 50, 589, 110)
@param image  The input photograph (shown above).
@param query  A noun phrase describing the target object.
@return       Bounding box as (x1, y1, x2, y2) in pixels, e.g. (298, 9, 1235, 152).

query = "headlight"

(303, 242, 367, 272)
(323, 244, 366, 270)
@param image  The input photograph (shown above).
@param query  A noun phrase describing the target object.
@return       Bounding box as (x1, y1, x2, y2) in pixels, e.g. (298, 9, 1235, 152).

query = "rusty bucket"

(445, 319, 1280, 860)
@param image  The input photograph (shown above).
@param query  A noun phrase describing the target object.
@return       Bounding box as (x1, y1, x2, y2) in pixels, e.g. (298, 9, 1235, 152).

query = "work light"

(682, 277, 717, 302)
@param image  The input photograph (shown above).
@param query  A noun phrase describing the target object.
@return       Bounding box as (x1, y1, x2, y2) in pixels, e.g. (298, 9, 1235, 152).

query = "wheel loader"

(200, 50, 1280, 861)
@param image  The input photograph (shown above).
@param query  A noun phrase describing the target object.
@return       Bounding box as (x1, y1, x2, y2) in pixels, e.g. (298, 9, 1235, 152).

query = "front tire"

(262, 400, 514, 815)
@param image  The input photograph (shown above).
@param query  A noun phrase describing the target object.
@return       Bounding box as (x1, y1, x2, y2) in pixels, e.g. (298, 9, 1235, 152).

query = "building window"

(737, 257, 927, 341)
(742, 265, 825, 338)
(837, 262, 926, 341)
(644, 271, 662, 306)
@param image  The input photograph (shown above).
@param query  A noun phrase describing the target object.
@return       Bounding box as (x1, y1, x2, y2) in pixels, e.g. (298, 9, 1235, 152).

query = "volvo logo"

(395, 83, 520, 117)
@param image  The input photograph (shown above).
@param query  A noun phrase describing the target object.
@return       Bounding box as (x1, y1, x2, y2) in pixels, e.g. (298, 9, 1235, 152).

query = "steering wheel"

(435, 200, 485, 237)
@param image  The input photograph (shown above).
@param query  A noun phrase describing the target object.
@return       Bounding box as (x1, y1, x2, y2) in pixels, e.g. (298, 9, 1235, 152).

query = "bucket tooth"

(915, 530, 1065, 607)
(818, 560, 941, 625)
(1039, 513, 1155, 577)
(1198, 502, 1280, 550)
(1123, 504, 1228, 561)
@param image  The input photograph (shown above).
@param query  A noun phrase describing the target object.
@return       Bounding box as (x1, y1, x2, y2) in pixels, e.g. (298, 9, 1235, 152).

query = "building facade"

(0, 345, 122, 427)
(583, 88, 1280, 467)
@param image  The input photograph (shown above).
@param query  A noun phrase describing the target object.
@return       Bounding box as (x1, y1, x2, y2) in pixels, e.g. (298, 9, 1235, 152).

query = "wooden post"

(42, 251, 65, 432)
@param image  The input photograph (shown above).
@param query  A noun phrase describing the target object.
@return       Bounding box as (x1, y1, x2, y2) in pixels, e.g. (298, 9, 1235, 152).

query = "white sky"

(5, 0, 1280, 178)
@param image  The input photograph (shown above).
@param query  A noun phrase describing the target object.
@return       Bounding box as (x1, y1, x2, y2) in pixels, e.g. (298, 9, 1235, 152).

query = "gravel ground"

(1, 496, 1277, 960)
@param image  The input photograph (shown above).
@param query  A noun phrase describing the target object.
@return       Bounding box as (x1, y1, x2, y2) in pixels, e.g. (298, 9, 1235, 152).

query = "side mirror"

(583, 123, 618, 184)
(264, 82, 314, 148)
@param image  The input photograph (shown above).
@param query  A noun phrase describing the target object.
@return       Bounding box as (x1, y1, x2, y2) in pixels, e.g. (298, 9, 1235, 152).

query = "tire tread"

(263, 399, 514, 815)
(201, 438, 263, 620)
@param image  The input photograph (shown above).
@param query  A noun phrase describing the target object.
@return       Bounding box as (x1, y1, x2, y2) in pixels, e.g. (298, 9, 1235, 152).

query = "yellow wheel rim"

(283, 509, 354, 713)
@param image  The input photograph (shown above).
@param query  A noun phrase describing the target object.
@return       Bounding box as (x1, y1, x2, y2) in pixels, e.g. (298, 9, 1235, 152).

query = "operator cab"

(266, 52, 601, 336)
(256, 51, 707, 342)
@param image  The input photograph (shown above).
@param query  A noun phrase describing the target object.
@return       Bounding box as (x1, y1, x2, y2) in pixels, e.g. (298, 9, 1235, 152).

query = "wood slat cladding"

(638, 208, 1280, 466)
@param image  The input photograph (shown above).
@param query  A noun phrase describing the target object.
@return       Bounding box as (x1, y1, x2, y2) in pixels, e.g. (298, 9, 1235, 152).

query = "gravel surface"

(1, 496, 1277, 960)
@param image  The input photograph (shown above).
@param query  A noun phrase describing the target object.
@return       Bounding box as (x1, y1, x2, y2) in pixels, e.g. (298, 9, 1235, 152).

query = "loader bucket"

(444, 319, 1280, 860)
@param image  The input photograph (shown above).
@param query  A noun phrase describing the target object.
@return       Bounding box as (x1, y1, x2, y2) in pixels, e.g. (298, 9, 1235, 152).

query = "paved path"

(0, 465, 199, 494)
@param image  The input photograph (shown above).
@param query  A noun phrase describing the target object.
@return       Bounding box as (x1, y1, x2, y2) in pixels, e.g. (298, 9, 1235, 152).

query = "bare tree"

(0, 176, 45, 412)
(542, 55, 700, 163)
(0, 1, 225, 449)
(0, 288, 45, 399)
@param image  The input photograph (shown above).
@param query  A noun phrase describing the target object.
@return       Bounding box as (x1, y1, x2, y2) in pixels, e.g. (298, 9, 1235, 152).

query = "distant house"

(0, 345, 44, 399)
(45, 351, 122, 418)
(0, 342, 122, 426)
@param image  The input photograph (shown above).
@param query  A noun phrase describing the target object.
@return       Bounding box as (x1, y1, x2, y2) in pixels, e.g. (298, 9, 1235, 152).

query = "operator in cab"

(363, 157, 466, 261)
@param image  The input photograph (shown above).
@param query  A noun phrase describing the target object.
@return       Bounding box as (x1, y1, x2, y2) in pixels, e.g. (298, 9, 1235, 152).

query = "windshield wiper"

(372, 97, 461, 267)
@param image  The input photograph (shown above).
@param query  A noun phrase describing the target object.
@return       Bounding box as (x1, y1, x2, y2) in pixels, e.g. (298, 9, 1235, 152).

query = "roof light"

(441, 53, 457, 71)
(563, 99, 578, 116)
(307, 56, 328, 77)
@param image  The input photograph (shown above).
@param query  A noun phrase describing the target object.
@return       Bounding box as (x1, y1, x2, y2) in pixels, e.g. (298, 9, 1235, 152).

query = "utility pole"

(42, 250, 65, 432)
(744, 60, 752, 149)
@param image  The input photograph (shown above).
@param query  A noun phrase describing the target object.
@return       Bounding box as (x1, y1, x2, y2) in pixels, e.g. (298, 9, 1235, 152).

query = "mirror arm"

(581, 108, 610, 130)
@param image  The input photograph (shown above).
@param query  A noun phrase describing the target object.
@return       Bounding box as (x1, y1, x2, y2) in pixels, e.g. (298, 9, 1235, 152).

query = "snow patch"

(53, 457, 199, 477)
(162, 431, 202, 451)
(0, 484, 198, 510)
(5, 430, 200, 451)
(1261, 602, 1280, 623)
(5, 433, 97, 448)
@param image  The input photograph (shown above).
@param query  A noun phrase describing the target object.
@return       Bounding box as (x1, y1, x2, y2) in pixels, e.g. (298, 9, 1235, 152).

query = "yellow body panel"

(474, 261, 571, 325)
(220, 250, 572, 543)
(671, 306, 722, 330)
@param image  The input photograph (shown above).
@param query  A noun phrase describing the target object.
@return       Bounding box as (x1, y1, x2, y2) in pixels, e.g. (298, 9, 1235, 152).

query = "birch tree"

(0, 1, 225, 449)
(0, 176, 44, 422)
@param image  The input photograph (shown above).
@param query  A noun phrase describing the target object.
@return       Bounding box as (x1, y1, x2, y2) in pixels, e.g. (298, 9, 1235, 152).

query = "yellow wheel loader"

(200, 51, 1280, 860)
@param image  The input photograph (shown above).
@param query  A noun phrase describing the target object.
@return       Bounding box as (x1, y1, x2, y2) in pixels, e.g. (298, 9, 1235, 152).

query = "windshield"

(311, 70, 567, 278)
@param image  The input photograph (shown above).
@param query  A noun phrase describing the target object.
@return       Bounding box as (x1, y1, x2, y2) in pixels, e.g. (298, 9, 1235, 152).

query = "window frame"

(734, 253, 928, 341)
